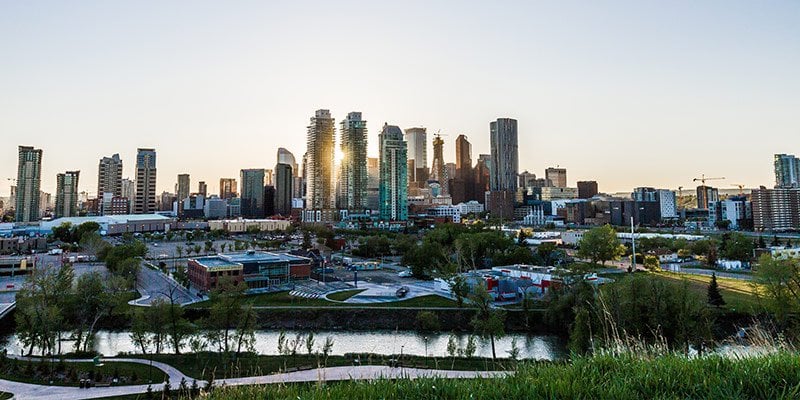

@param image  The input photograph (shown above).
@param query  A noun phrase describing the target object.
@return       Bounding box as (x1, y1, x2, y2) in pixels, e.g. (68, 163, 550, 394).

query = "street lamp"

(424, 336, 429, 366)
(630, 216, 636, 272)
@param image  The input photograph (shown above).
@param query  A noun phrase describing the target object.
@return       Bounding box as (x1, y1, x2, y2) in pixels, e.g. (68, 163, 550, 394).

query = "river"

(2, 330, 567, 360)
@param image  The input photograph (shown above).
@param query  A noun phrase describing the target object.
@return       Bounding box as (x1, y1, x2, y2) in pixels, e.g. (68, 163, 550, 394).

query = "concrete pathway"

(0, 357, 507, 400)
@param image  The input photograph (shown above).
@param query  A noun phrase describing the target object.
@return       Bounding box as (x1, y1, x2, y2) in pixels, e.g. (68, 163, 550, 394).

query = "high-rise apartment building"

(366, 157, 380, 210)
(752, 187, 800, 231)
(577, 181, 599, 199)
(198, 181, 207, 197)
(696, 185, 719, 209)
(404, 127, 428, 187)
(545, 167, 567, 188)
(177, 174, 190, 200)
(97, 154, 123, 198)
(450, 134, 476, 204)
(134, 148, 157, 214)
(632, 187, 678, 220)
(430, 134, 446, 191)
(489, 118, 518, 192)
(240, 169, 266, 218)
(305, 109, 336, 210)
(274, 163, 293, 216)
(379, 124, 408, 221)
(338, 112, 368, 210)
(219, 178, 237, 199)
(15, 146, 43, 223)
(774, 154, 800, 188)
(55, 171, 80, 218)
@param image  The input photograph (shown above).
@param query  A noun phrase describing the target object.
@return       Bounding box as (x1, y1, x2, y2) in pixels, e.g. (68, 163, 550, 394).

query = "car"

(396, 286, 410, 298)
(398, 270, 413, 278)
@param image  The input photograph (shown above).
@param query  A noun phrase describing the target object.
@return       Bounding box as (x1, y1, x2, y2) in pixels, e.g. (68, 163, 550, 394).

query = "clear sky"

(2, 0, 799, 197)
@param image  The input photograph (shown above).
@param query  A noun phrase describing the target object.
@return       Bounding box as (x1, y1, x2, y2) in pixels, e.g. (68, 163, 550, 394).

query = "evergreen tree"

(707, 273, 725, 308)
(757, 235, 766, 249)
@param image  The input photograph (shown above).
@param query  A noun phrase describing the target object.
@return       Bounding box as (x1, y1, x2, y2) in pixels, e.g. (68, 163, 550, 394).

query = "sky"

(1, 0, 799, 197)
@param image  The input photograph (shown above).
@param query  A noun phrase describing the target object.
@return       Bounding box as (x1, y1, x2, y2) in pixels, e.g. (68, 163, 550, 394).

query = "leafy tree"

(415, 311, 441, 332)
(707, 273, 725, 308)
(305, 332, 315, 355)
(756, 255, 800, 329)
(577, 225, 626, 265)
(450, 275, 470, 308)
(536, 242, 558, 266)
(757, 236, 767, 249)
(643, 255, 660, 272)
(721, 232, 753, 262)
(469, 283, 505, 362)
(130, 308, 152, 354)
(14, 264, 72, 355)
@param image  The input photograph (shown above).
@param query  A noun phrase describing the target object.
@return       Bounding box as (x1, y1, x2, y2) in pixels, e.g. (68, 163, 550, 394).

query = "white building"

(208, 219, 291, 233)
(457, 200, 484, 215)
(427, 205, 461, 223)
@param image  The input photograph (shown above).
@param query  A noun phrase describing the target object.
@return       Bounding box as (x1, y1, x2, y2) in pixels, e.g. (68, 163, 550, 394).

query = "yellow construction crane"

(730, 184, 745, 196)
(692, 174, 725, 186)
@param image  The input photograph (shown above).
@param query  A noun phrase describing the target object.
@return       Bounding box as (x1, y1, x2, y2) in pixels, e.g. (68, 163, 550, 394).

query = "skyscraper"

(774, 154, 800, 188)
(305, 109, 336, 210)
(404, 127, 428, 187)
(338, 112, 368, 210)
(451, 134, 476, 204)
(198, 181, 207, 197)
(219, 178, 237, 199)
(97, 154, 123, 198)
(240, 169, 266, 218)
(121, 178, 135, 201)
(696, 185, 719, 209)
(134, 148, 157, 214)
(15, 146, 43, 223)
(277, 147, 303, 199)
(489, 118, 518, 192)
(545, 167, 567, 188)
(577, 181, 599, 199)
(379, 123, 408, 221)
(275, 163, 293, 216)
(430, 134, 446, 190)
(55, 171, 80, 218)
(366, 157, 380, 210)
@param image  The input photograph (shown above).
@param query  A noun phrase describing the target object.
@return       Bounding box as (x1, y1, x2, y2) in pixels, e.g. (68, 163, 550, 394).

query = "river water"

(2, 330, 567, 360)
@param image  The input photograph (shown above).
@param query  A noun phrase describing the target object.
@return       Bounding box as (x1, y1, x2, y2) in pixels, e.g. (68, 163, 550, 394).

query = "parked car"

(398, 270, 413, 278)
(396, 286, 410, 298)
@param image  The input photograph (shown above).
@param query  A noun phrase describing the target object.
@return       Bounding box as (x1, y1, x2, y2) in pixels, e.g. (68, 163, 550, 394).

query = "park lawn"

(652, 272, 762, 313)
(369, 295, 458, 308)
(0, 392, 11, 400)
(325, 289, 367, 301)
(128, 353, 515, 381)
(0, 359, 166, 387)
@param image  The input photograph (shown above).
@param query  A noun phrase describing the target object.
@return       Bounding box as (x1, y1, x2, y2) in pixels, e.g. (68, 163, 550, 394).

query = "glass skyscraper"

(379, 123, 408, 221)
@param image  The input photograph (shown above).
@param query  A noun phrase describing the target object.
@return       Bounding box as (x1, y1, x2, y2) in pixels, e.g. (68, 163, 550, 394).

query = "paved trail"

(0, 357, 507, 400)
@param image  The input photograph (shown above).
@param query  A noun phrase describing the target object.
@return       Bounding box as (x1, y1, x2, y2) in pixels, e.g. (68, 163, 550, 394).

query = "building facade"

(219, 178, 237, 199)
(305, 109, 336, 210)
(15, 146, 43, 223)
(338, 111, 368, 210)
(55, 170, 80, 218)
(240, 169, 267, 218)
(134, 148, 157, 214)
(379, 123, 408, 221)
(545, 167, 567, 188)
(274, 163, 293, 216)
(97, 154, 123, 198)
(751, 187, 800, 231)
(404, 127, 428, 188)
(489, 118, 519, 192)
(577, 181, 598, 199)
(775, 154, 800, 188)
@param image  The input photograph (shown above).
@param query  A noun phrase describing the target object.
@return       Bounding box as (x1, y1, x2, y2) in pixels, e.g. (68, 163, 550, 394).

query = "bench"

(95, 382, 112, 388)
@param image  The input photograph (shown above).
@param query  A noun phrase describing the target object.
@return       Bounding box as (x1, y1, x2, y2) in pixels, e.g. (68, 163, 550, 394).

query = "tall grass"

(201, 352, 800, 399)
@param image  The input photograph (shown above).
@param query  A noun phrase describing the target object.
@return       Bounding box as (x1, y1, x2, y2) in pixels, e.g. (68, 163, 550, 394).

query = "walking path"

(0, 357, 507, 400)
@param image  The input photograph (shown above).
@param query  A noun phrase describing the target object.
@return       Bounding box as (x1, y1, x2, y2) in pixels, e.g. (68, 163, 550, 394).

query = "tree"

(203, 278, 246, 354)
(450, 275, 470, 308)
(706, 273, 725, 308)
(643, 255, 660, 272)
(758, 236, 767, 249)
(305, 332, 315, 355)
(721, 232, 754, 262)
(755, 254, 800, 327)
(130, 308, 152, 354)
(415, 311, 441, 332)
(175, 245, 184, 260)
(469, 283, 505, 362)
(577, 225, 626, 265)
(536, 242, 558, 266)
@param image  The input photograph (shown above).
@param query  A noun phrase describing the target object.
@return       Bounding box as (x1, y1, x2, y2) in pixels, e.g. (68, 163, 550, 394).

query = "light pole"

(424, 336, 429, 366)
(630, 216, 636, 272)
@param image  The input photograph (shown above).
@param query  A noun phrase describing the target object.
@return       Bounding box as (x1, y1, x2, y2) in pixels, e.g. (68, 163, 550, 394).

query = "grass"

(0, 358, 166, 386)
(203, 352, 800, 399)
(653, 271, 762, 313)
(127, 352, 515, 381)
(188, 292, 459, 309)
(0, 392, 11, 400)
(326, 289, 367, 301)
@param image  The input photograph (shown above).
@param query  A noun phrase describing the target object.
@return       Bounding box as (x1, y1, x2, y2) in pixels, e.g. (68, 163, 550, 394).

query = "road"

(131, 263, 197, 306)
(0, 357, 506, 400)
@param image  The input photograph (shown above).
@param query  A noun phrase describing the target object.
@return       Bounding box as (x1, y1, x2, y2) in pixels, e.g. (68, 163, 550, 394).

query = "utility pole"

(630, 216, 636, 272)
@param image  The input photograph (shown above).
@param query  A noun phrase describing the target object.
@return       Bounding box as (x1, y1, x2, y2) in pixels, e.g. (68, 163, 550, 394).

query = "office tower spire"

(15, 145, 43, 223)
(379, 123, 408, 221)
(305, 109, 336, 210)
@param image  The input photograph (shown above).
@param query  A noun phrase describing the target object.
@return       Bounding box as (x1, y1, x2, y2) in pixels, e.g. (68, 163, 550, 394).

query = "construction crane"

(730, 184, 745, 196)
(692, 174, 725, 186)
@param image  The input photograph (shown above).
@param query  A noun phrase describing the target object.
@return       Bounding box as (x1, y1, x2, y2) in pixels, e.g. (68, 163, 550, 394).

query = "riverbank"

(202, 351, 800, 399)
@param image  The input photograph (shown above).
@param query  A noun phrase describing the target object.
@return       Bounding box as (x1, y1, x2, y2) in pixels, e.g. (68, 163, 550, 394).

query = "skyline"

(2, 1, 799, 197)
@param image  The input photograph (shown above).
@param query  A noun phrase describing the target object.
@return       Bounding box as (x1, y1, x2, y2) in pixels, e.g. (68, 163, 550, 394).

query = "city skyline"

(2, 1, 799, 197)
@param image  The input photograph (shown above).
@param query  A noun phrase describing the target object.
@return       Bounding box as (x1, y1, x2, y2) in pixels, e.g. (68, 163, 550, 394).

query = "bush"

(415, 311, 441, 332)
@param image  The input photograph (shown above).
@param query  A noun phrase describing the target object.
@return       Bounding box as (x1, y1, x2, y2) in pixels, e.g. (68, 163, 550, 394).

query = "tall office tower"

(366, 157, 380, 210)
(429, 134, 446, 191)
(338, 112, 368, 210)
(545, 167, 567, 188)
(15, 146, 43, 223)
(696, 185, 719, 209)
(240, 169, 266, 218)
(277, 147, 303, 199)
(489, 118, 519, 192)
(379, 124, 408, 221)
(455, 135, 472, 177)
(264, 185, 276, 217)
(121, 178, 135, 201)
(264, 169, 274, 186)
(577, 181, 599, 199)
(176, 174, 190, 200)
(198, 181, 207, 197)
(134, 148, 157, 214)
(450, 134, 474, 204)
(219, 178, 237, 199)
(774, 154, 800, 188)
(305, 109, 336, 210)
(97, 154, 123, 198)
(274, 163, 293, 216)
(404, 127, 428, 187)
(474, 156, 491, 198)
(55, 171, 80, 218)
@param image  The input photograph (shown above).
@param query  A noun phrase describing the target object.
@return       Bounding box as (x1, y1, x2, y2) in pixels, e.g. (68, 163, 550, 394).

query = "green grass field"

(325, 289, 367, 301)
(654, 272, 762, 313)
(0, 359, 166, 386)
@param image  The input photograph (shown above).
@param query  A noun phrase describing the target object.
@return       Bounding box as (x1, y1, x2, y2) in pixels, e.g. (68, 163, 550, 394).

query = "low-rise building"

(208, 219, 291, 233)
(189, 250, 312, 292)
(456, 200, 484, 215)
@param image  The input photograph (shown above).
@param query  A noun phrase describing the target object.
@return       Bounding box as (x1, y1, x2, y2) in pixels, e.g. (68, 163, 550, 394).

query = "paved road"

(131, 263, 196, 306)
(0, 358, 506, 400)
